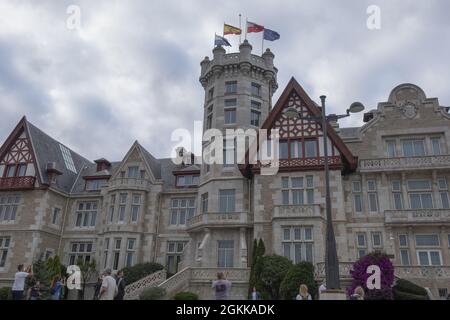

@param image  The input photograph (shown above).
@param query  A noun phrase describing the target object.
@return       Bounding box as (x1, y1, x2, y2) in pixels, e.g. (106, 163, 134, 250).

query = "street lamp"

(285, 97, 365, 290)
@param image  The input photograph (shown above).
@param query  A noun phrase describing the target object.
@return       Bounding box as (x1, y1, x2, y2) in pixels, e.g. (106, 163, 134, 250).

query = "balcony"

(273, 204, 324, 220)
(186, 212, 250, 231)
(108, 177, 152, 190)
(0, 176, 35, 190)
(385, 209, 450, 225)
(359, 155, 450, 172)
(395, 266, 450, 279)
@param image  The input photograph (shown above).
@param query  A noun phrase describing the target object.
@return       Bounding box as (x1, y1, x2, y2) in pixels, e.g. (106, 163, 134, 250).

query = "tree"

(348, 251, 394, 300)
(258, 255, 293, 300)
(27, 259, 51, 299)
(76, 258, 97, 300)
(122, 262, 164, 285)
(248, 238, 266, 297)
(280, 261, 317, 300)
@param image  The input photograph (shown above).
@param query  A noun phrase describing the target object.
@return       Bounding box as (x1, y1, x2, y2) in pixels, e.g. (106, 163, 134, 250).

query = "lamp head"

(348, 102, 365, 113)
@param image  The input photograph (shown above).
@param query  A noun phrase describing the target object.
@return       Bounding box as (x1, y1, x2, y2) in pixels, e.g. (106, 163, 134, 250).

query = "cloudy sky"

(0, 0, 449, 161)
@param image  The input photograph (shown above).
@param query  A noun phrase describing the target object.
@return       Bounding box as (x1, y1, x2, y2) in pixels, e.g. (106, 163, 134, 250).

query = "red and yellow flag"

(224, 24, 242, 35)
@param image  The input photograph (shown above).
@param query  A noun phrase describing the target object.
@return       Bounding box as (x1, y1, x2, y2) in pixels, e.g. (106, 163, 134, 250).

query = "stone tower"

(183, 40, 278, 269)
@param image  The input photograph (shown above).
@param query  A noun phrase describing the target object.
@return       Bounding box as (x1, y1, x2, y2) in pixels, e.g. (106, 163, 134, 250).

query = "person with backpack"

(212, 272, 231, 300)
(114, 270, 126, 300)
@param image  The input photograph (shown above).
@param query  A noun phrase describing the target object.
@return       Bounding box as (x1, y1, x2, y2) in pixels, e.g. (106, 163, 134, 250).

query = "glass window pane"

(410, 194, 422, 209)
(354, 195, 362, 212)
(431, 138, 441, 155)
(305, 140, 317, 157)
(283, 243, 291, 259)
(279, 142, 288, 159)
(414, 140, 425, 156)
(430, 251, 441, 266)
(282, 190, 289, 205)
(304, 228, 312, 241)
(292, 190, 304, 205)
(440, 192, 450, 209)
(400, 250, 410, 265)
(394, 193, 403, 210)
(418, 252, 429, 266)
(402, 141, 414, 157)
(421, 194, 433, 209)
(291, 177, 303, 188)
(294, 244, 302, 263)
(368, 193, 378, 212)
(294, 228, 301, 240)
(387, 141, 396, 157)
(283, 228, 290, 241)
(416, 234, 439, 246)
(305, 243, 313, 262)
(306, 190, 314, 204)
(352, 181, 361, 192)
(399, 234, 408, 247)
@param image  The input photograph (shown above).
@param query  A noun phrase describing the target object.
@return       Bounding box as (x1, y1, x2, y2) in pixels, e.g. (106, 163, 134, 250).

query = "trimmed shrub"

(139, 287, 166, 300)
(348, 251, 395, 300)
(173, 291, 199, 300)
(393, 288, 429, 300)
(393, 279, 427, 297)
(122, 262, 164, 285)
(279, 262, 317, 300)
(258, 255, 293, 300)
(0, 287, 12, 300)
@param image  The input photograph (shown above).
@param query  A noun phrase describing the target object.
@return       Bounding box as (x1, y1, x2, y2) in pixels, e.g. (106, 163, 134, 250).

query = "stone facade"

(0, 42, 450, 300)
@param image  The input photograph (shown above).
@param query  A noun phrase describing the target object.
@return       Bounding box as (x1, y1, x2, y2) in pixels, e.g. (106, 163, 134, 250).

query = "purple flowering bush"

(347, 251, 395, 300)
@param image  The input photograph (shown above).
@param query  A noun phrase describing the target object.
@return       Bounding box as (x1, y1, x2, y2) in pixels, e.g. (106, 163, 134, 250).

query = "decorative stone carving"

(400, 101, 418, 119)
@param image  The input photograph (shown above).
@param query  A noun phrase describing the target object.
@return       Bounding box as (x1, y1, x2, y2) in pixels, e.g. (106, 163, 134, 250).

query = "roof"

(338, 127, 360, 139)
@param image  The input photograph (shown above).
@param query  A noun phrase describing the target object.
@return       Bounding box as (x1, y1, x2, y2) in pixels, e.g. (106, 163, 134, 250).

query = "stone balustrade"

(108, 177, 152, 190)
(394, 266, 450, 279)
(314, 262, 354, 280)
(273, 204, 323, 219)
(124, 269, 167, 300)
(385, 209, 450, 225)
(359, 155, 450, 172)
(186, 212, 250, 231)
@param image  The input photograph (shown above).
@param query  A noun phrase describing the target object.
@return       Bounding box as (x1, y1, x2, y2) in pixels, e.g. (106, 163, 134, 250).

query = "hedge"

(393, 279, 428, 297)
(122, 262, 164, 285)
(140, 287, 167, 300)
(258, 255, 293, 300)
(173, 291, 199, 300)
(279, 262, 316, 300)
(0, 287, 12, 300)
(393, 288, 429, 300)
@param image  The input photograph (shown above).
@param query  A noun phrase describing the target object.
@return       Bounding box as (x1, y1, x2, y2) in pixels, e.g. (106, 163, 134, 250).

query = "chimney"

(46, 162, 62, 185)
(94, 158, 111, 172)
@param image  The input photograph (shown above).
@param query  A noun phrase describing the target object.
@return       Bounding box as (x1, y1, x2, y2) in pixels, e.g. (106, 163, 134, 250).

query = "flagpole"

(245, 18, 248, 40)
(262, 34, 264, 55)
(239, 14, 242, 44)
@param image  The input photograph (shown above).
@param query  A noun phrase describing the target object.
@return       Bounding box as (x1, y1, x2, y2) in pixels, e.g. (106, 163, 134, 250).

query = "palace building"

(1, 40, 450, 299)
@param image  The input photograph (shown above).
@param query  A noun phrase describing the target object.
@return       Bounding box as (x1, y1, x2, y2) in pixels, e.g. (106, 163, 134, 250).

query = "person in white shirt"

(12, 264, 33, 300)
(319, 282, 327, 298)
(99, 269, 118, 300)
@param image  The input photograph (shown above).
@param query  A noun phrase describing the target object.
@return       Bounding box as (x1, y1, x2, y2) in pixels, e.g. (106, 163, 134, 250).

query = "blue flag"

(263, 28, 280, 41)
(214, 34, 231, 47)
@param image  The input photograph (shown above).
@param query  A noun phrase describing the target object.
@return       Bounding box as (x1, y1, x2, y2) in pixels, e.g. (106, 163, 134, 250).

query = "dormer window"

(3, 163, 27, 178)
(85, 179, 108, 191)
(128, 166, 139, 178)
(176, 175, 199, 187)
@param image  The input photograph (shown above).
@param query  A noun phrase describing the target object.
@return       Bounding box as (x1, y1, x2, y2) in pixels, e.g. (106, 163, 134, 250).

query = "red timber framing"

(0, 117, 38, 190)
(240, 77, 358, 176)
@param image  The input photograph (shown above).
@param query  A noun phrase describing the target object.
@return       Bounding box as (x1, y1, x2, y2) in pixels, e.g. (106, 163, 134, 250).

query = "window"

(218, 240, 234, 268)
(224, 108, 236, 124)
(208, 87, 214, 101)
(290, 140, 303, 159)
(251, 100, 261, 110)
(431, 137, 441, 155)
(52, 207, 61, 225)
(438, 178, 450, 209)
(291, 177, 304, 205)
(109, 194, 115, 223)
(408, 180, 433, 209)
(367, 180, 378, 212)
(206, 105, 213, 130)
(0, 237, 10, 268)
(131, 194, 141, 222)
(352, 181, 363, 213)
(225, 81, 237, 94)
(167, 241, 186, 274)
(126, 238, 136, 267)
(305, 140, 318, 158)
(281, 177, 314, 205)
(118, 193, 127, 223)
(17, 164, 27, 177)
(103, 238, 109, 268)
(219, 189, 235, 213)
(113, 239, 121, 270)
(59, 144, 77, 173)
(415, 234, 440, 247)
(75, 202, 97, 228)
(402, 139, 425, 157)
(371, 232, 382, 248)
(279, 141, 288, 159)
(201, 193, 208, 214)
(392, 180, 403, 210)
(417, 250, 442, 266)
(127, 166, 139, 178)
(225, 98, 237, 107)
(176, 175, 199, 187)
(281, 177, 289, 205)
(356, 233, 367, 258)
(251, 110, 261, 127)
(438, 288, 448, 299)
(400, 249, 410, 265)
(85, 179, 108, 191)
(5, 165, 15, 177)
(251, 83, 261, 96)
(69, 241, 93, 265)
(223, 138, 235, 167)
(0, 195, 20, 223)
(306, 176, 314, 204)
(387, 140, 396, 157)
(399, 234, 409, 247)
(170, 198, 195, 225)
(281, 227, 314, 263)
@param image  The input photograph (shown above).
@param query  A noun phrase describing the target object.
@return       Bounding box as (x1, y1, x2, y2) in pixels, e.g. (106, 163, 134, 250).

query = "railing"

(186, 212, 250, 230)
(359, 155, 450, 172)
(395, 266, 450, 279)
(314, 262, 354, 280)
(108, 177, 152, 189)
(273, 204, 323, 219)
(254, 156, 342, 170)
(124, 269, 167, 300)
(158, 267, 192, 299)
(190, 268, 250, 282)
(0, 176, 35, 190)
(202, 53, 269, 77)
(385, 209, 450, 225)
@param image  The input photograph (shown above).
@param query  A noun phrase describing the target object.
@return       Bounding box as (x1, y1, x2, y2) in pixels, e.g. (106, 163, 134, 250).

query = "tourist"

(28, 281, 41, 300)
(319, 282, 327, 296)
(93, 275, 103, 300)
(249, 286, 261, 300)
(99, 268, 118, 300)
(50, 275, 65, 300)
(114, 270, 126, 300)
(212, 272, 232, 300)
(11, 264, 33, 300)
(296, 284, 312, 300)
(350, 286, 365, 300)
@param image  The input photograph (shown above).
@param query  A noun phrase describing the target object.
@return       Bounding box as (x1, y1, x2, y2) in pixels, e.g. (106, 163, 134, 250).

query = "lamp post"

(285, 98, 365, 290)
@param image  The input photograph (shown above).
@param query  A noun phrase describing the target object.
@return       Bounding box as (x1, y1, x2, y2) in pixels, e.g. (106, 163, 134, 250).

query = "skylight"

(59, 144, 77, 174)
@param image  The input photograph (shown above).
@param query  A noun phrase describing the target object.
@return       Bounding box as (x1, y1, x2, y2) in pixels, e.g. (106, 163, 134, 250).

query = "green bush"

(139, 287, 166, 300)
(173, 291, 199, 300)
(258, 255, 293, 300)
(0, 287, 12, 300)
(122, 262, 164, 285)
(279, 261, 317, 300)
(393, 288, 429, 300)
(393, 279, 428, 297)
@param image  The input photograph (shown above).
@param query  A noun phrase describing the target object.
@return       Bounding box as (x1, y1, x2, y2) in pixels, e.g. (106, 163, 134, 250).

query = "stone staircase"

(124, 269, 167, 300)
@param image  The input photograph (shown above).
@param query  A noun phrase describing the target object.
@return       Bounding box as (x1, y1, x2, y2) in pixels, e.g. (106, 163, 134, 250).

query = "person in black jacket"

(114, 270, 126, 300)
(93, 275, 103, 300)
